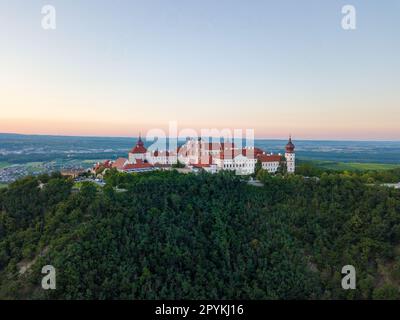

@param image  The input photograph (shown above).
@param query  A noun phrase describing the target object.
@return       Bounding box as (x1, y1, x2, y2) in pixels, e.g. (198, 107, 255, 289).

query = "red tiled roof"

(130, 136, 147, 154)
(192, 163, 211, 168)
(130, 145, 147, 154)
(103, 160, 113, 168)
(94, 160, 113, 171)
(123, 163, 153, 170)
(257, 154, 282, 162)
(241, 147, 265, 158)
(218, 149, 244, 160)
(217, 147, 268, 160)
(112, 158, 128, 169)
(253, 148, 265, 157)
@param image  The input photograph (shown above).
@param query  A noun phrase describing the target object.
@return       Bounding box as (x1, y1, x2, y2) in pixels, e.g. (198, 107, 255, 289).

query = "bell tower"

(285, 135, 295, 173)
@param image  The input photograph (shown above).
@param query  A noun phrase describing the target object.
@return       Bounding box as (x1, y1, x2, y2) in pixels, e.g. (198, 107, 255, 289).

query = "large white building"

(93, 135, 296, 175)
(177, 137, 295, 175)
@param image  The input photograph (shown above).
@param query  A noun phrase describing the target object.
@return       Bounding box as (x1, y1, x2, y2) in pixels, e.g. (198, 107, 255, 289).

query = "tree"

(256, 169, 270, 183)
(254, 159, 262, 177)
(372, 284, 400, 300)
(277, 156, 287, 175)
(172, 160, 185, 168)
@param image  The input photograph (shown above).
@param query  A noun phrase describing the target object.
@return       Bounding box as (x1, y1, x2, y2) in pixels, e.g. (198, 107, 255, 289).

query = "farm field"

(305, 160, 400, 171)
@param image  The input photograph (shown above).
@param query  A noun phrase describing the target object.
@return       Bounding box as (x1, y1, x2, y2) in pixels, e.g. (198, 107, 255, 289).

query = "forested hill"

(0, 170, 400, 299)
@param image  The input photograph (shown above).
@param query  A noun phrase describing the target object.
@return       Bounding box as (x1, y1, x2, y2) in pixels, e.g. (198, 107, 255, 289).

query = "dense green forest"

(0, 169, 400, 299)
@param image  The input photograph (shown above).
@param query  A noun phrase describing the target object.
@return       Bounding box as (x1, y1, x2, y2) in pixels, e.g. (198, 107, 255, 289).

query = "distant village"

(0, 162, 56, 184)
(92, 135, 296, 177)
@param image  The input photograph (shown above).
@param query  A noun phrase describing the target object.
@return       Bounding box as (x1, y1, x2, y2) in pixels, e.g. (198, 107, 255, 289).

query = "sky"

(0, 0, 399, 140)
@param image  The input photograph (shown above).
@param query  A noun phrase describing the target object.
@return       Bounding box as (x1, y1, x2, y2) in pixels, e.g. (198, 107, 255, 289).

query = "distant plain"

(0, 133, 399, 183)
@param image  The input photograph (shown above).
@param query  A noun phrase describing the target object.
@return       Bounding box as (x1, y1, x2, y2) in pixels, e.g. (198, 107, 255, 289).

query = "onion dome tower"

(285, 135, 295, 173)
(285, 135, 295, 153)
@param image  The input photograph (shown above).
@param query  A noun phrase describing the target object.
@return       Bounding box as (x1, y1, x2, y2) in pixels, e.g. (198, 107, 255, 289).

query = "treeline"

(296, 162, 400, 183)
(0, 170, 399, 299)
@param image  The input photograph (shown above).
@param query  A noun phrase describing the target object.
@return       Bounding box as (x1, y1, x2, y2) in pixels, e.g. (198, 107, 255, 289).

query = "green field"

(306, 160, 400, 171)
(82, 159, 104, 164)
(0, 162, 10, 169)
(0, 183, 8, 189)
(26, 162, 43, 168)
(24, 162, 45, 174)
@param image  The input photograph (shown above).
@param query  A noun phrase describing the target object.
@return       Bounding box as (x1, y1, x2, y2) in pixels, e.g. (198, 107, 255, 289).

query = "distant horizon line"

(1, 132, 399, 143)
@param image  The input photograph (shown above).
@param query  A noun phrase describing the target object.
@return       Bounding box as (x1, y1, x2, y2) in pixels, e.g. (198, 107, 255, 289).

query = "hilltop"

(0, 169, 400, 299)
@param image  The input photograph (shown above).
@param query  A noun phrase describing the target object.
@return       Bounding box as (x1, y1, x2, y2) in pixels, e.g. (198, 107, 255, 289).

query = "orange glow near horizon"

(1, 81, 399, 140)
(1, 117, 399, 140)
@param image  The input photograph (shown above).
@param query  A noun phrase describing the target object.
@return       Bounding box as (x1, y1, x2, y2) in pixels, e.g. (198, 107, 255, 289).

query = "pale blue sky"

(0, 0, 399, 139)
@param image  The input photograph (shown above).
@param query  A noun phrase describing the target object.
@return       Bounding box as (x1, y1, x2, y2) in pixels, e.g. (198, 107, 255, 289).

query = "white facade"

(128, 152, 145, 163)
(146, 151, 177, 165)
(261, 160, 280, 173)
(214, 154, 256, 175)
(285, 152, 295, 173)
(190, 164, 218, 174)
(177, 137, 295, 175)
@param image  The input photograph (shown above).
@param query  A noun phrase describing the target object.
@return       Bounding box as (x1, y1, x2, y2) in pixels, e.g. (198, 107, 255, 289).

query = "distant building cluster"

(0, 162, 56, 184)
(92, 135, 295, 175)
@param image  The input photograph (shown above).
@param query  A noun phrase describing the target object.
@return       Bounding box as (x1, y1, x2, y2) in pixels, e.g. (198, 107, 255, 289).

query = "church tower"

(285, 135, 295, 173)
(128, 133, 147, 163)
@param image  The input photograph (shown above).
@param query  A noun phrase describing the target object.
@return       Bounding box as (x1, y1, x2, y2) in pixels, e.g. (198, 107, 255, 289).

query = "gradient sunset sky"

(0, 0, 399, 140)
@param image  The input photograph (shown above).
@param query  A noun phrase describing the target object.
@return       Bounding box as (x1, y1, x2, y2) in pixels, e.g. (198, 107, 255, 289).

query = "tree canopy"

(0, 169, 399, 299)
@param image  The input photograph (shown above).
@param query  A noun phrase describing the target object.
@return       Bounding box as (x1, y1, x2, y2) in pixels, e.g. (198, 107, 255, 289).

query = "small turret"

(137, 133, 144, 147)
